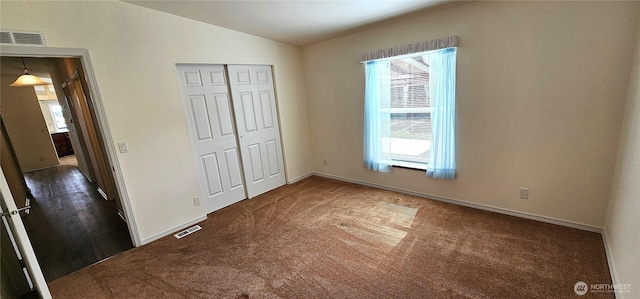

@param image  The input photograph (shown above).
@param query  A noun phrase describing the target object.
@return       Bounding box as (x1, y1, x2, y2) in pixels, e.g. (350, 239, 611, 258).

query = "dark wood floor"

(22, 163, 133, 282)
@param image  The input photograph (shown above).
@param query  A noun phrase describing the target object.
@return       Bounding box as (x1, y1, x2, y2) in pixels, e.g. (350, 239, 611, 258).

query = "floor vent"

(174, 225, 202, 239)
(0, 30, 47, 46)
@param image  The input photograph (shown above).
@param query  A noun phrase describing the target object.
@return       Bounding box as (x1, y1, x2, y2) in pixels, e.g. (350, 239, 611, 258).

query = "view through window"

(50, 103, 67, 130)
(384, 54, 431, 165)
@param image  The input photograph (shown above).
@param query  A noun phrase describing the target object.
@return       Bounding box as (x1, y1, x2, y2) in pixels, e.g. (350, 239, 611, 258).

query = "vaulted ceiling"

(124, 1, 455, 46)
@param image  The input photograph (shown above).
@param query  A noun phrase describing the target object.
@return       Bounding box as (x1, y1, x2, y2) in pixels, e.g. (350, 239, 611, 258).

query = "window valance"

(358, 35, 458, 63)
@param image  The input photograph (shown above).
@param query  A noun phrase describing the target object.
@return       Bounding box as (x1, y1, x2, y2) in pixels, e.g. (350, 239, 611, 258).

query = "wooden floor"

(22, 162, 133, 282)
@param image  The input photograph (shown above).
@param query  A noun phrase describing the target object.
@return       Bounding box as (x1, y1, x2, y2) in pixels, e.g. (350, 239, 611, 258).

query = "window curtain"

(427, 48, 457, 180)
(363, 60, 392, 172)
(358, 35, 458, 62)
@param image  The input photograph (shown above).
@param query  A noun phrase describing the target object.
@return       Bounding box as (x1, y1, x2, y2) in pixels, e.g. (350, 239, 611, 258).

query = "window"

(364, 47, 457, 179)
(49, 103, 67, 131)
(386, 54, 432, 166)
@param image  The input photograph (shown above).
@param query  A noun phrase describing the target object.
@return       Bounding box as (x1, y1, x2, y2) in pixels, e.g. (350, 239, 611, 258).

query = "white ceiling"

(125, 0, 453, 46)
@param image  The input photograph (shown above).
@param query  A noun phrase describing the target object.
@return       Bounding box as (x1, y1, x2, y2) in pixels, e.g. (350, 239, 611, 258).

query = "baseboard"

(140, 215, 207, 245)
(97, 187, 108, 200)
(601, 229, 621, 299)
(313, 172, 603, 233)
(23, 164, 59, 173)
(287, 172, 314, 184)
(117, 211, 127, 223)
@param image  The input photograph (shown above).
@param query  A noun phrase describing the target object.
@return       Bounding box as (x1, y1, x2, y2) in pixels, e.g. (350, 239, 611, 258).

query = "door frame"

(1, 45, 141, 246)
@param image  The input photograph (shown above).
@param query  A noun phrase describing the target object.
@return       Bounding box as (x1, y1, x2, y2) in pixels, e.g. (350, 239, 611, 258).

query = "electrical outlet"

(323, 158, 328, 166)
(193, 196, 201, 206)
(520, 188, 529, 199)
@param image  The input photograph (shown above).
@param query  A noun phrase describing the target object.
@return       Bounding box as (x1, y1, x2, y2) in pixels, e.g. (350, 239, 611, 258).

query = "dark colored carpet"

(48, 176, 613, 298)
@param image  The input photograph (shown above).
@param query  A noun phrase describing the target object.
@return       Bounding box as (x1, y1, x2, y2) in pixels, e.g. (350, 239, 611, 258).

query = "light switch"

(118, 142, 129, 154)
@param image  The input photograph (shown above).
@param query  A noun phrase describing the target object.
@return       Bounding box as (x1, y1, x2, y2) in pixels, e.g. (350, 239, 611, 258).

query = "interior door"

(70, 71, 117, 202)
(228, 65, 286, 198)
(60, 81, 92, 182)
(0, 168, 51, 298)
(177, 64, 247, 213)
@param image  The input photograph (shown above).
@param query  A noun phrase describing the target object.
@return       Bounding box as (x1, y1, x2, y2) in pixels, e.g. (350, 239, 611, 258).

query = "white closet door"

(228, 65, 286, 198)
(177, 64, 246, 213)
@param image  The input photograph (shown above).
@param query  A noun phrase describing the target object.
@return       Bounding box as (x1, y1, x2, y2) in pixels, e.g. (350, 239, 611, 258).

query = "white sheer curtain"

(363, 60, 392, 172)
(427, 48, 457, 180)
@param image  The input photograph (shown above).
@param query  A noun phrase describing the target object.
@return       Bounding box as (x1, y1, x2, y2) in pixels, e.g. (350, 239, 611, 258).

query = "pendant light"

(10, 58, 50, 87)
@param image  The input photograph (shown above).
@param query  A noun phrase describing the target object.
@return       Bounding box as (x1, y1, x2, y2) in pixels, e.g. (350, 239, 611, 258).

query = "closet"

(176, 64, 286, 213)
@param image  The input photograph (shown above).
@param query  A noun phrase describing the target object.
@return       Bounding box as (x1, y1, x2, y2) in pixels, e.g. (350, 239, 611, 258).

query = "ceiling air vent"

(0, 30, 47, 46)
(0, 32, 13, 44)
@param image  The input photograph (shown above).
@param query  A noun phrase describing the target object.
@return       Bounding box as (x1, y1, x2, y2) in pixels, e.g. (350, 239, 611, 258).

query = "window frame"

(378, 52, 434, 168)
(362, 37, 457, 178)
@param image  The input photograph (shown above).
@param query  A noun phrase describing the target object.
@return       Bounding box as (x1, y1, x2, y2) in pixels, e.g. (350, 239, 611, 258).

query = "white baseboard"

(97, 187, 108, 200)
(287, 172, 314, 184)
(601, 229, 621, 299)
(313, 172, 603, 233)
(117, 211, 127, 223)
(140, 215, 207, 245)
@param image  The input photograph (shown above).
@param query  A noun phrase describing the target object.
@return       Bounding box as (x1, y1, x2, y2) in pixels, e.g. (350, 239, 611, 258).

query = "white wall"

(605, 20, 640, 299)
(0, 1, 313, 243)
(302, 1, 640, 228)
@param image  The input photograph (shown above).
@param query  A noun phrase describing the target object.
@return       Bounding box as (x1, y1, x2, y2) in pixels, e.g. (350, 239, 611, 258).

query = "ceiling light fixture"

(10, 58, 49, 87)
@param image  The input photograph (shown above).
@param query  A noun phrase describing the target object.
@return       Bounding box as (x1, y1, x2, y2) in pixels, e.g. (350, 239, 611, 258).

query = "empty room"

(0, 1, 638, 298)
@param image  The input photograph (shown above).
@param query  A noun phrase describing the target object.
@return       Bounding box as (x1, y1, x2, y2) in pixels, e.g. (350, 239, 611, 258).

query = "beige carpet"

(48, 176, 613, 298)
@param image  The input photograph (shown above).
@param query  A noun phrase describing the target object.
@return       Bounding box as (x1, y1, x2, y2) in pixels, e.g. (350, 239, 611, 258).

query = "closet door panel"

(177, 64, 246, 213)
(228, 65, 286, 198)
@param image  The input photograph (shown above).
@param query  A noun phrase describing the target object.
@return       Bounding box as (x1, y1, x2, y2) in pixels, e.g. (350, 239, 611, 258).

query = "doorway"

(20, 160, 133, 281)
(0, 52, 134, 288)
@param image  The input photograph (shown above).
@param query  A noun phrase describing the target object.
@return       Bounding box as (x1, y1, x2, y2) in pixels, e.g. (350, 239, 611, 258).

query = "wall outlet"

(519, 188, 529, 199)
(323, 158, 328, 166)
(193, 196, 201, 206)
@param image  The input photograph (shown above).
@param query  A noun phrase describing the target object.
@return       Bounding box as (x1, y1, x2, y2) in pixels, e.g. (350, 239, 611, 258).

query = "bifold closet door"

(228, 65, 286, 198)
(177, 64, 246, 213)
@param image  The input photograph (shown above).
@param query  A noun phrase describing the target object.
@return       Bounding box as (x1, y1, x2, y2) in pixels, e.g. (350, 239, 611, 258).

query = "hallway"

(22, 164, 133, 282)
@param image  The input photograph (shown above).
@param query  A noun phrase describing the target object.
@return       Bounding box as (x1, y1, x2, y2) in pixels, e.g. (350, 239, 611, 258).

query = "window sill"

(391, 160, 427, 171)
